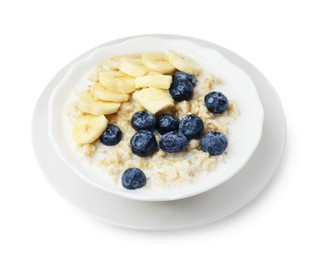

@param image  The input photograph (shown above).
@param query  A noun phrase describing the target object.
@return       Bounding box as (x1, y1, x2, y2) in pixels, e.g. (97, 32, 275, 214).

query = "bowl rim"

(48, 34, 264, 201)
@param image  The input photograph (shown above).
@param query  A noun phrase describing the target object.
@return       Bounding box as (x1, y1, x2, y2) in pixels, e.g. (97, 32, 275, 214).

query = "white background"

(1, 0, 319, 259)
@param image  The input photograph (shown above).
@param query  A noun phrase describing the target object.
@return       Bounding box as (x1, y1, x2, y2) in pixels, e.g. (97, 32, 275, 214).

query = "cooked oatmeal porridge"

(65, 50, 239, 189)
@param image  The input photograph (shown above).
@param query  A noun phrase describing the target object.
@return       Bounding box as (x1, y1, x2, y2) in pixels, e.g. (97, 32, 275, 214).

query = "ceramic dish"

(48, 36, 264, 201)
(33, 35, 286, 230)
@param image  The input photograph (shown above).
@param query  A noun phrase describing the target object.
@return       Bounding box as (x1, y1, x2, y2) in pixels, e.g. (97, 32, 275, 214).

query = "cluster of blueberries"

(99, 72, 230, 190)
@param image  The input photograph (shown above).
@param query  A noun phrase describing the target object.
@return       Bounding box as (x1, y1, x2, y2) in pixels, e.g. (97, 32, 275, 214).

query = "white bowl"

(48, 36, 264, 201)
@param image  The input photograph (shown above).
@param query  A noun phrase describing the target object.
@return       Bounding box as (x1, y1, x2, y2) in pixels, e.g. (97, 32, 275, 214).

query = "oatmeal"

(66, 50, 239, 190)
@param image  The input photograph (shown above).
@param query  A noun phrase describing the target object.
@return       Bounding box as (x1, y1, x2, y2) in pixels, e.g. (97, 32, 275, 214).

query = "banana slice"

(78, 92, 121, 115)
(135, 75, 172, 89)
(101, 54, 139, 69)
(118, 57, 149, 77)
(168, 50, 201, 76)
(91, 83, 130, 102)
(99, 71, 135, 94)
(141, 52, 175, 74)
(133, 88, 174, 114)
(72, 114, 108, 144)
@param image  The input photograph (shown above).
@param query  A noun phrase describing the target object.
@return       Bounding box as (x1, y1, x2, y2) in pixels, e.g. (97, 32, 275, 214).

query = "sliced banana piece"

(91, 83, 130, 102)
(99, 71, 135, 94)
(141, 52, 175, 74)
(135, 75, 172, 89)
(72, 114, 108, 144)
(100, 54, 143, 71)
(133, 88, 174, 114)
(118, 57, 149, 77)
(78, 92, 121, 115)
(168, 50, 201, 76)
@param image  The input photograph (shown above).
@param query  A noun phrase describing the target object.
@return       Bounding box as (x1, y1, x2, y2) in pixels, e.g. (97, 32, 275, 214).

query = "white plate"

(48, 36, 264, 201)
(32, 35, 286, 230)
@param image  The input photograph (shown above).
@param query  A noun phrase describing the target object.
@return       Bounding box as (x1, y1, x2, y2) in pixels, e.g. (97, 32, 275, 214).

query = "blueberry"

(121, 168, 146, 190)
(169, 80, 193, 101)
(173, 72, 197, 86)
(131, 111, 157, 131)
(204, 91, 229, 114)
(130, 130, 157, 157)
(179, 114, 204, 140)
(157, 114, 179, 135)
(99, 124, 122, 146)
(200, 132, 228, 156)
(159, 131, 189, 153)
(169, 72, 196, 101)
